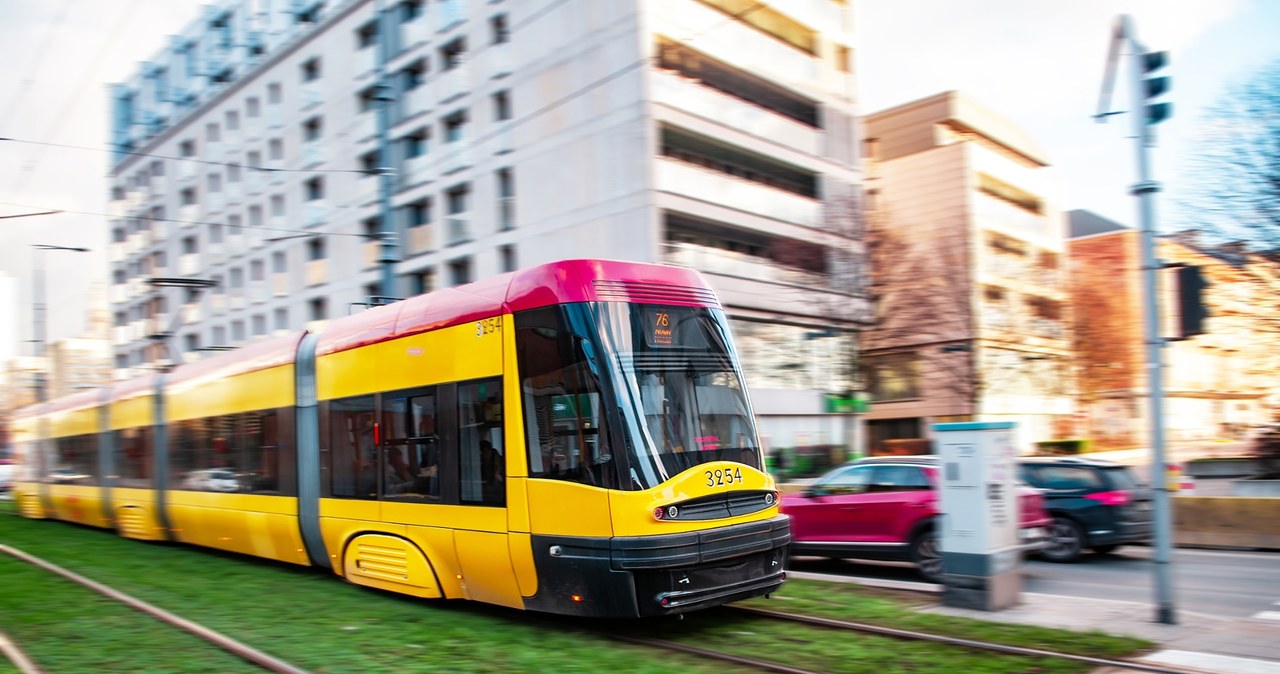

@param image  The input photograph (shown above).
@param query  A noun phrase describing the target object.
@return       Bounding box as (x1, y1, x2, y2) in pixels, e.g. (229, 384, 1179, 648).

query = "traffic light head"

(1173, 265, 1209, 339)
(1142, 50, 1172, 124)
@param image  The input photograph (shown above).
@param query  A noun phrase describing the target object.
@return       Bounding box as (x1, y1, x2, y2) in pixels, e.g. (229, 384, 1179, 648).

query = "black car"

(1018, 457, 1153, 562)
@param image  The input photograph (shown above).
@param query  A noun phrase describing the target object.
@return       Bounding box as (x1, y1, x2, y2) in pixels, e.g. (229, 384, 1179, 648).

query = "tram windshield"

(515, 303, 760, 492)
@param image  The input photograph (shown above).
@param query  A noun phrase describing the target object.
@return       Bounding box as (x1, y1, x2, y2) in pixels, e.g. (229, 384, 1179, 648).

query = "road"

(789, 545, 1280, 620)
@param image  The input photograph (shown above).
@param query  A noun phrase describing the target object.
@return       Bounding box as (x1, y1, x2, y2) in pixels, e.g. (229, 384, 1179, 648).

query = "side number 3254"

(705, 467, 743, 487)
(475, 318, 500, 336)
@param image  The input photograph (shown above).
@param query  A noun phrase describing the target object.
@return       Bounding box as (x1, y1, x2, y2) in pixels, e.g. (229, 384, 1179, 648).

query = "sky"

(1, 0, 1278, 359)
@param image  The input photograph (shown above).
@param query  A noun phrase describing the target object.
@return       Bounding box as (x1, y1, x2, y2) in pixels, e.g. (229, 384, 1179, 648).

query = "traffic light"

(1142, 51, 1171, 124)
(1171, 265, 1209, 340)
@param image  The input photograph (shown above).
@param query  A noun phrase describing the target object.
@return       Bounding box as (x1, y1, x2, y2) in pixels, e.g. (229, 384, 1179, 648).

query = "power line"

(0, 200, 369, 241)
(0, 137, 373, 175)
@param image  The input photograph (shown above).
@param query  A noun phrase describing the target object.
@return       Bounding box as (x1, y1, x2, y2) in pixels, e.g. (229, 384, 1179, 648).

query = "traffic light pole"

(1124, 15, 1177, 626)
(1097, 14, 1177, 626)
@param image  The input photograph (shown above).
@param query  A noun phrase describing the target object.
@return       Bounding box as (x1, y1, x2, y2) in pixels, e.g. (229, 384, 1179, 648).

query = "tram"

(11, 259, 789, 617)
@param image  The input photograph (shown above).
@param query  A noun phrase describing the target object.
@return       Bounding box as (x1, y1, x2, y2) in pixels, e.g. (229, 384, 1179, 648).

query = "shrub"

(1034, 439, 1091, 455)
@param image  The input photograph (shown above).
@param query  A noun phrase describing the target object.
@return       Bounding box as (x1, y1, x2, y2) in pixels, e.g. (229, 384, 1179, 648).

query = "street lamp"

(31, 244, 91, 403)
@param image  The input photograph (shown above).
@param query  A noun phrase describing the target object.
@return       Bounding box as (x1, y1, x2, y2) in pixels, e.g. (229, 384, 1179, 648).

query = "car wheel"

(909, 531, 943, 582)
(1040, 517, 1085, 563)
(1091, 544, 1119, 555)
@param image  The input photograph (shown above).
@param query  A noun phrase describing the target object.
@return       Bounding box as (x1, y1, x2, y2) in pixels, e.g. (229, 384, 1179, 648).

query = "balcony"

(179, 204, 200, 226)
(441, 141, 471, 174)
(445, 217, 470, 245)
(249, 285, 268, 304)
(305, 259, 328, 287)
(361, 240, 379, 268)
(399, 85, 433, 123)
(401, 154, 431, 188)
(304, 201, 328, 227)
(663, 242, 825, 288)
(226, 182, 244, 205)
(302, 141, 326, 167)
(497, 197, 515, 231)
(107, 242, 126, 264)
(206, 191, 225, 214)
(654, 4, 820, 94)
(273, 272, 289, 297)
(435, 62, 471, 105)
(353, 111, 377, 142)
(109, 283, 129, 304)
(247, 175, 265, 196)
(244, 118, 263, 141)
(353, 46, 376, 78)
(406, 224, 433, 254)
(974, 194, 1054, 240)
(475, 41, 511, 79)
(650, 70, 819, 155)
(655, 157, 821, 227)
(402, 15, 432, 49)
(269, 167, 286, 186)
(178, 253, 200, 276)
(178, 161, 199, 183)
(488, 121, 514, 155)
(301, 81, 324, 111)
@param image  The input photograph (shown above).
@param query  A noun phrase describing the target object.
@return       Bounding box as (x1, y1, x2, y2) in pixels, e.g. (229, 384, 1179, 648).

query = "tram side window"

(243, 410, 292, 494)
(51, 434, 98, 486)
(115, 427, 153, 488)
(459, 378, 504, 506)
(382, 388, 441, 500)
(329, 395, 378, 499)
(516, 311, 615, 488)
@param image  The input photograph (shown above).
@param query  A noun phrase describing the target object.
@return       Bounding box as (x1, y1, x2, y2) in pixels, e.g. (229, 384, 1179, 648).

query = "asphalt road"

(789, 545, 1280, 620)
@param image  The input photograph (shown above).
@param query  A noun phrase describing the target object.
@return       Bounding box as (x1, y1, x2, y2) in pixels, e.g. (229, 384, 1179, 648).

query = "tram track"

(0, 543, 310, 674)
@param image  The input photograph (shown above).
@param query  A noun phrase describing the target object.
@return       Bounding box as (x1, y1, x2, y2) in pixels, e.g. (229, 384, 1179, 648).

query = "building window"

(270, 194, 285, 216)
(499, 245, 516, 273)
(212, 325, 227, 345)
(228, 163, 242, 183)
(446, 183, 469, 215)
(210, 223, 224, 244)
(302, 116, 323, 142)
(403, 59, 427, 90)
(304, 176, 324, 201)
(272, 251, 287, 273)
(207, 173, 223, 193)
(184, 334, 200, 353)
(308, 237, 326, 261)
(357, 85, 378, 113)
(440, 38, 466, 70)
(400, 0, 423, 22)
(492, 90, 511, 121)
(180, 139, 197, 157)
(230, 267, 245, 290)
(246, 97, 261, 118)
(247, 150, 262, 169)
(267, 82, 282, 104)
(491, 14, 509, 44)
(496, 167, 514, 230)
(180, 187, 198, 206)
(252, 314, 267, 336)
(249, 206, 264, 228)
(448, 257, 471, 286)
(206, 123, 221, 142)
(356, 21, 378, 49)
(301, 57, 322, 82)
(226, 110, 240, 131)
(403, 127, 428, 158)
(360, 151, 378, 176)
(274, 307, 289, 330)
(309, 297, 328, 320)
(250, 259, 265, 282)
(269, 138, 284, 161)
(405, 198, 431, 227)
(150, 159, 165, 177)
(182, 236, 198, 255)
(232, 320, 246, 342)
(443, 110, 467, 142)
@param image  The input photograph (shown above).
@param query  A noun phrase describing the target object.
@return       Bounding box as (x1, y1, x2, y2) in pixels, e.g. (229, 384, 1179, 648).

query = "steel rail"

(727, 605, 1211, 674)
(0, 544, 311, 674)
(609, 634, 825, 674)
(0, 629, 44, 674)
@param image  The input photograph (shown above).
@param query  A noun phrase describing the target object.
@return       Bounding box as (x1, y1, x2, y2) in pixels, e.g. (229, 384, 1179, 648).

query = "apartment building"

(1068, 211, 1280, 447)
(862, 91, 1073, 454)
(106, 0, 867, 448)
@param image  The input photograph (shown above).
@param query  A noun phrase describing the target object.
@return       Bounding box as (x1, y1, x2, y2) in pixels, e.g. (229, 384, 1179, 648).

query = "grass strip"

(0, 501, 1150, 673)
(736, 575, 1151, 658)
(0, 554, 260, 673)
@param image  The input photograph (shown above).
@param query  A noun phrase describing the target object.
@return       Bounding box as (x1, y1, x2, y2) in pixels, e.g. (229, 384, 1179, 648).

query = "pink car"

(782, 455, 1051, 582)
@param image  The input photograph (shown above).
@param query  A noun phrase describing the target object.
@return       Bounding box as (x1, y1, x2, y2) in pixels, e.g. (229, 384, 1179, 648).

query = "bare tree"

(1182, 60, 1280, 246)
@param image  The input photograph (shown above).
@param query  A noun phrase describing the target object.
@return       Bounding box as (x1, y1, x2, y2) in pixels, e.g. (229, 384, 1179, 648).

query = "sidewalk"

(790, 570, 1280, 674)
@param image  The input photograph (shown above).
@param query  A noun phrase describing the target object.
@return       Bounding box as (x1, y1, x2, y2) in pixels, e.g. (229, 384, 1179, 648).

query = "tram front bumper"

(524, 515, 790, 618)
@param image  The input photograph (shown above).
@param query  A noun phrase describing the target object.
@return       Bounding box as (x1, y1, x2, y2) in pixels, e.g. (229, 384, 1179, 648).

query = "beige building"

(1069, 212, 1280, 446)
(862, 91, 1073, 453)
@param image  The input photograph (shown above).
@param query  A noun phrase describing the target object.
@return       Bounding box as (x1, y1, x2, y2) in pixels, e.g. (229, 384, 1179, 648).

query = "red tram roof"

(165, 332, 306, 389)
(315, 259, 717, 356)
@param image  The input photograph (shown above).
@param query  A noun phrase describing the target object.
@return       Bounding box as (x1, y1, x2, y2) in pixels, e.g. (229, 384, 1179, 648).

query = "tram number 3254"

(475, 318, 501, 336)
(705, 467, 743, 488)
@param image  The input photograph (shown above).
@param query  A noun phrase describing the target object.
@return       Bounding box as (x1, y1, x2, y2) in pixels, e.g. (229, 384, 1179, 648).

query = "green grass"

(0, 500, 1150, 673)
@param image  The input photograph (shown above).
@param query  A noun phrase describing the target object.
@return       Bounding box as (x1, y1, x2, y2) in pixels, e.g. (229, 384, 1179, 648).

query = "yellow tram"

(11, 259, 789, 617)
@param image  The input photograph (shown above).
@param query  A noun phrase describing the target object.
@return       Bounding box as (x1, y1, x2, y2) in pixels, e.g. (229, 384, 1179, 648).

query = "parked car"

(180, 469, 240, 493)
(781, 456, 1051, 582)
(0, 459, 13, 494)
(1018, 456, 1153, 562)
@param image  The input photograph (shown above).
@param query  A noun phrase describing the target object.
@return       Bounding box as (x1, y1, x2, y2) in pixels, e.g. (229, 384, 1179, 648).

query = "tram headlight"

(764, 491, 776, 506)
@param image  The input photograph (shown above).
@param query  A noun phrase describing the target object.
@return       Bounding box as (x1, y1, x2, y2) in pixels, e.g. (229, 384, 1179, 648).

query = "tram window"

(516, 309, 616, 488)
(245, 410, 292, 494)
(381, 388, 441, 500)
(329, 395, 378, 499)
(51, 434, 98, 486)
(115, 427, 153, 488)
(459, 378, 504, 506)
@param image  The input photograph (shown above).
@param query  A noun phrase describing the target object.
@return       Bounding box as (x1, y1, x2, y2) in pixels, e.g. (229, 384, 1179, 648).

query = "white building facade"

(107, 0, 868, 451)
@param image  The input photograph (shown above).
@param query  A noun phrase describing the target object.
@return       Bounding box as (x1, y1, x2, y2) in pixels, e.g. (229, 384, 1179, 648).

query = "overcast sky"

(1, 0, 1278, 359)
